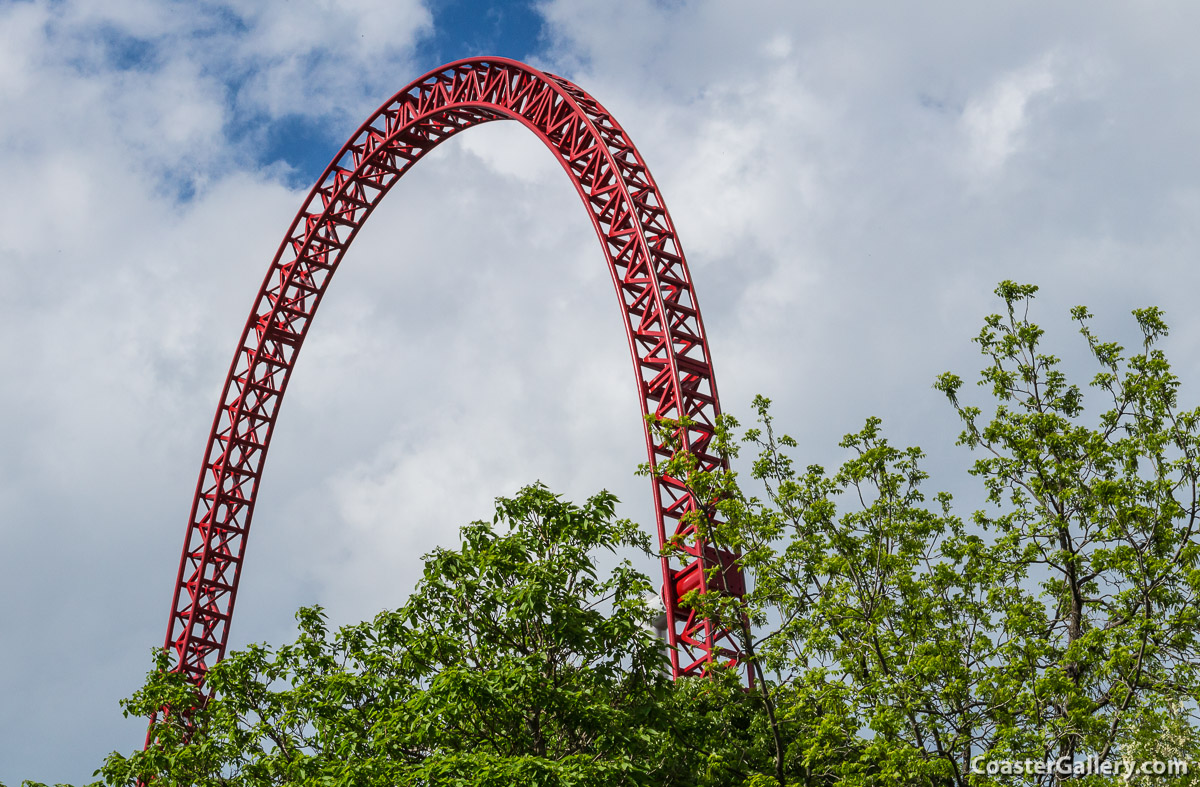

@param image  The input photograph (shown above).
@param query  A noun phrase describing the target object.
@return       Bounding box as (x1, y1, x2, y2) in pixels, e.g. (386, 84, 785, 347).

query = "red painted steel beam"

(163, 57, 745, 691)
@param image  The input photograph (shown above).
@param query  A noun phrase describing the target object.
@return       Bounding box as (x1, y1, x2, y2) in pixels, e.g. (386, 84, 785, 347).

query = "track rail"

(164, 57, 744, 688)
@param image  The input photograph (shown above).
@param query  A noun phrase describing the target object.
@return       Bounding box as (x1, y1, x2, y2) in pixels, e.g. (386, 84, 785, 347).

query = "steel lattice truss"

(164, 57, 746, 688)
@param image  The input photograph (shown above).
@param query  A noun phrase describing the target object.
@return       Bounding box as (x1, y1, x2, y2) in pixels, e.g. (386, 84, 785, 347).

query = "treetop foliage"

(17, 282, 1200, 787)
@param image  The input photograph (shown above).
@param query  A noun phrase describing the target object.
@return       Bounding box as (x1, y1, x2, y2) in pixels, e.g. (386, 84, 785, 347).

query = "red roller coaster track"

(163, 57, 745, 691)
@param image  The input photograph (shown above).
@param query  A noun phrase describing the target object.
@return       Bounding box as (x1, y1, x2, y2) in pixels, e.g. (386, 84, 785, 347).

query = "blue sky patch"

(260, 113, 347, 187)
(418, 0, 545, 66)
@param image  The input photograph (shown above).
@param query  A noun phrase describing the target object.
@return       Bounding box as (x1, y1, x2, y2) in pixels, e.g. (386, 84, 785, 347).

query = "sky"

(4, 0, 1200, 781)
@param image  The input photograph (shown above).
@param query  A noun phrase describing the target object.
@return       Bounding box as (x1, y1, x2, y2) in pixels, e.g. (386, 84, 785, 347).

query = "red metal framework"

(164, 57, 744, 688)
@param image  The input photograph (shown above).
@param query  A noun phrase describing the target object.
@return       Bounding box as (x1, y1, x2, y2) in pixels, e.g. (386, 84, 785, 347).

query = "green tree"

(93, 484, 721, 786)
(653, 402, 984, 786)
(654, 281, 1200, 786)
(938, 282, 1200, 782)
(22, 281, 1200, 787)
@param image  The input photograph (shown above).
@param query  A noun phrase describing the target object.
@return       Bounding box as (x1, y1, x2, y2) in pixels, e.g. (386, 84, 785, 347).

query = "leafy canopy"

(16, 282, 1200, 787)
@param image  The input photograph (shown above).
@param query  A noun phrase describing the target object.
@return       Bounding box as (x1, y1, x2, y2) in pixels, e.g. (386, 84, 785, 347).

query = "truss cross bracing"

(162, 58, 747, 697)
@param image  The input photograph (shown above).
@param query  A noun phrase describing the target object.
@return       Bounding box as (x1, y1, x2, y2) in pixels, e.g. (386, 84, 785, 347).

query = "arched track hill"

(163, 57, 747, 688)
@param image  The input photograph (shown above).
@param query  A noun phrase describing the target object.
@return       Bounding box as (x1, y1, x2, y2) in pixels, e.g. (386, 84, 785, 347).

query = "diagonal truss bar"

(164, 57, 746, 690)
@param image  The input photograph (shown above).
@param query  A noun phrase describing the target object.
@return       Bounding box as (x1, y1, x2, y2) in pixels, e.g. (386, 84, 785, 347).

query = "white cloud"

(208, 0, 433, 121)
(960, 55, 1058, 176)
(0, 2, 49, 97)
